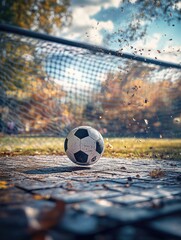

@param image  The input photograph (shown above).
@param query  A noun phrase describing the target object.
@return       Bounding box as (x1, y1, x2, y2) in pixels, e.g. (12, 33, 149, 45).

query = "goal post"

(0, 24, 181, 149)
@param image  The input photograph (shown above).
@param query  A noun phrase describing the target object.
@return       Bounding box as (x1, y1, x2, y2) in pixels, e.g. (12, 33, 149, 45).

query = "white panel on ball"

(81, 136, 96, 154)
(64, 126, 104, 166)
(67, 127, 79, 139)
(67, 135, 80, 153)
(87, 128, 100, 141)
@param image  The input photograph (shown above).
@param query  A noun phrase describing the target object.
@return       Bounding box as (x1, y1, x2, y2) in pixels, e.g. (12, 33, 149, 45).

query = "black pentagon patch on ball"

(96, 139, 104, 154)
(74, 150, 88, 163)
(74, 129, 89, 139)
(64, 138, 68, 151)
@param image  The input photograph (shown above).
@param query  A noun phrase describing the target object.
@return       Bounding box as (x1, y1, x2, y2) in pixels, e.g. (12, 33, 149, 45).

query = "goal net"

(0, 25, 181, 153)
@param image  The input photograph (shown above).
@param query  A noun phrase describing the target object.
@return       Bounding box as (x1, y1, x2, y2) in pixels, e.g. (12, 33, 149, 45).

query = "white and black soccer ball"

(64, 126, 104, 165)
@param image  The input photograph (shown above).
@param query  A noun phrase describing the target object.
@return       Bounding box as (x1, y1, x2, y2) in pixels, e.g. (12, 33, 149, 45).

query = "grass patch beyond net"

(0, 137, 181, 160)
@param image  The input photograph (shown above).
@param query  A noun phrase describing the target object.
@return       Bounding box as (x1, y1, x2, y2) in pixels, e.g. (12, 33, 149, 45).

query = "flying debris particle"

(157, 50, 161, 53)
(106, 143, 113, 149)
(169, 39, 173, 41)
(144, 119, 148, 125)
(120, 7, 124, 12)
(132, 85, 138, 91)
(173, 118, 180, 124)
(85, 32, 89, 38)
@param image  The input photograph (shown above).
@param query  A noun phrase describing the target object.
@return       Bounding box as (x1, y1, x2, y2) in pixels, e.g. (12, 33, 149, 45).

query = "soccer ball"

(64, 126, 104, 165)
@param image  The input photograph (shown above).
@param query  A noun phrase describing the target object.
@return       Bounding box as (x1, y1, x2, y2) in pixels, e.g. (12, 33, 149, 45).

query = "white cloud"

(71, 0, 121, 8)
(173, 1, 181, 10)
(128, 0, 137, 3)
(56, 4, 114, 45)
(102, 0, 121, 9)
(134, 33, 162, 50)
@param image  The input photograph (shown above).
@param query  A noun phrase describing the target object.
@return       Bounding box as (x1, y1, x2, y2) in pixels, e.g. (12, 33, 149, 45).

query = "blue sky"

(56, 0, 181, 64)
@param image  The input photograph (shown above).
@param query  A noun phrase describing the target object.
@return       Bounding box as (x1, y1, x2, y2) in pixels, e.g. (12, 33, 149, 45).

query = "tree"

(0, 0, 71, 34)
(0, 0, 72, 94)
(0, 0, 72, 134)
(88, 63, 181, 138)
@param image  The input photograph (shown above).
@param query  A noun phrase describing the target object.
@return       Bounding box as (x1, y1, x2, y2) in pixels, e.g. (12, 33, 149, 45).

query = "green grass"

(0, 136, 181, 160)
(104, 138, 181, 160)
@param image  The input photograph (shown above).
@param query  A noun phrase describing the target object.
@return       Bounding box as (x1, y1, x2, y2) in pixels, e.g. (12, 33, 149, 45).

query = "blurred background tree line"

(85, 63, 181, 138)
(0, 0, 72, 134)
(0, 0, 180, 138)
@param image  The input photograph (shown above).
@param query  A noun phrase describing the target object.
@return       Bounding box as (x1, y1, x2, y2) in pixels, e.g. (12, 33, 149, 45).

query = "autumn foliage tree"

(18, 78, 72, 135)
(87, 63, 181, 138)
(0, 0, 71, 33)
(0, 0, 72, 135)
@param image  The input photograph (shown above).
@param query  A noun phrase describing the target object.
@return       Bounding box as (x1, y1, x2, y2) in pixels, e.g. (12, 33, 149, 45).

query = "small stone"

(170, 163, 177, 167)
(176, 175, 181, 181)
(127, 177, 132, 181)
(151, 199, 164, 209)
(121, 166, 126, 170)
(125, 183, 130, 188)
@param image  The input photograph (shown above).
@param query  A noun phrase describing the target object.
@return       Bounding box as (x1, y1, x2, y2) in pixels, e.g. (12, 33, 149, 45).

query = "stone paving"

(0, 155, 181, 240)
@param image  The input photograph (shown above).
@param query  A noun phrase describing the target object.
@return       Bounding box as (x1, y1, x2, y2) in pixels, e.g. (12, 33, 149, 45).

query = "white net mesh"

(0, 27, 181, 153)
